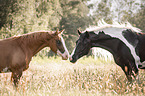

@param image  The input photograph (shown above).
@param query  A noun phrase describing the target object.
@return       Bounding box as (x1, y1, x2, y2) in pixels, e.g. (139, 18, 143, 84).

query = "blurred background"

(0, 0, 145, 57)
(0, 1, 145, 95)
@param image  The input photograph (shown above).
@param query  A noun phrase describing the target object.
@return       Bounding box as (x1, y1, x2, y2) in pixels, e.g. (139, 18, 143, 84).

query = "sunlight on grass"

(0, 56, 144, 96)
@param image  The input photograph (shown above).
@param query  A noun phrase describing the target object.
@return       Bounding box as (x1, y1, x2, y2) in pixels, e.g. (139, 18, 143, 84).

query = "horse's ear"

(99, 31, 105, 34)
(58, 29, 65, 34)
(86, 31, 89, 38)
(55, 28, 59, 35)
(55, 29, 64, 35)
(78, 30, 82, 35)
(101, 31, 105, 33)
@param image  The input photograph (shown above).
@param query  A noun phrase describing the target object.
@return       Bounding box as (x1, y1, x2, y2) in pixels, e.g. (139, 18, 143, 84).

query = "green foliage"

(59, 0, 91, 52)
(88, 0, 113, 24)
(128, 3, 145, 32)
(0, 0, 18, 28)
(89, 0, 143, 25)
(0, 0, 91, 55)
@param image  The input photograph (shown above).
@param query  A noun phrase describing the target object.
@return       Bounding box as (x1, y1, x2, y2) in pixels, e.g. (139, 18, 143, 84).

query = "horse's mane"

(20, 31, 52, 39)
(13, 31, 55, 44)
(85, 20, 141, 32)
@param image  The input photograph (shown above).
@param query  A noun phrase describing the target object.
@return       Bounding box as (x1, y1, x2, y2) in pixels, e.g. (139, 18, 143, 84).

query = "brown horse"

(0, 29, 69, 87)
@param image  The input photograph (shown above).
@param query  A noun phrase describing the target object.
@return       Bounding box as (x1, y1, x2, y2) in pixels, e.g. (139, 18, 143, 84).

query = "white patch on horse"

(71, 47, 76, 56)
(2, 67, 10, 72)
(57, 36, 69, 60)
(86, 20, 141, 68)
(139, 61, 145, 68)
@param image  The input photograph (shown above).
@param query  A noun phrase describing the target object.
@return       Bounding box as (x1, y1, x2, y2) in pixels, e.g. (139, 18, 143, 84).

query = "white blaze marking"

(57, 36, 69, 59)
(71, 47, 76, 56)
(69, 47, 76, 61)
(2, 67, 9, 72)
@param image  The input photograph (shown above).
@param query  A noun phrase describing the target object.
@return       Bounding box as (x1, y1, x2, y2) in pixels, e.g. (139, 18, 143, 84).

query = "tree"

(0, 0, 91, 56)
(0, 0, 19, 38)
(88, 0, 142, 24)
(128, 2, 145, 32)
(58, 0, 91, 52)
(88, 0, 113, 24)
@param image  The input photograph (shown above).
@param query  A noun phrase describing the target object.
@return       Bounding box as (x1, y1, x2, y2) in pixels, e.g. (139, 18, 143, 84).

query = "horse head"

(49, 29, 69, 60)
(70, 30, 92, 63)
(70, 30, 112, 63)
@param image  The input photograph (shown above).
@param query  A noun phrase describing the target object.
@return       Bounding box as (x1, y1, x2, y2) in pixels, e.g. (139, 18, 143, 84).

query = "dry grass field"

(0, 56, 144, 96)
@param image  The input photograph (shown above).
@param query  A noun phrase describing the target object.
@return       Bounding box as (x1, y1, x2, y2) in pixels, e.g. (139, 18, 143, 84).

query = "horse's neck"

(139, 33, 145, 41)
(17, 32, 52, 56)
(91, 38, 120, 55)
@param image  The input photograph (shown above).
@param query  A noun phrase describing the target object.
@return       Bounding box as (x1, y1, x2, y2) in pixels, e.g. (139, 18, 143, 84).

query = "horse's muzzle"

(62, 54, 68, 60)
(69, 56, 77, 63)
(57, 50, 69, 60)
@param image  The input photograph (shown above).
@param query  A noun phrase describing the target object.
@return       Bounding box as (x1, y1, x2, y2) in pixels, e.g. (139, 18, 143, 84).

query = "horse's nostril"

(66, 55, 68, 59)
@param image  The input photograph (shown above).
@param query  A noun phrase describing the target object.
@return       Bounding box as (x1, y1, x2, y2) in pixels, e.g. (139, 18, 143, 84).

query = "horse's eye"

(56, 40, 61, 45)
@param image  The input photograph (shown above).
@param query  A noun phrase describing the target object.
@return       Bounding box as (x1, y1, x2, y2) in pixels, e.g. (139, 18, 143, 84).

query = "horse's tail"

(122, 29, 139, 47)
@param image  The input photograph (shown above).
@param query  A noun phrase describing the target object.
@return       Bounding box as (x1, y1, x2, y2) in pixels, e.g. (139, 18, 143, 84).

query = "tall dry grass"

(0, 56, 144, 96)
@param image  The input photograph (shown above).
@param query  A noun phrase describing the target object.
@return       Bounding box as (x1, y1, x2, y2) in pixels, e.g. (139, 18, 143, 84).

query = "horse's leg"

(11, 69, 23, 87)
(123, 65, 132, 81)
(121, 63, 137, 82)
(115, 57, 135, 81)
(125, 60, 139, 82)
(114, 58, 131, 81)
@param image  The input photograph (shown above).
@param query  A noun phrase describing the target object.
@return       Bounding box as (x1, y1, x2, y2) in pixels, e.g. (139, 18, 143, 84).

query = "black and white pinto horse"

(123, 29, 145, 69)
(70, 21, 144, 81)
